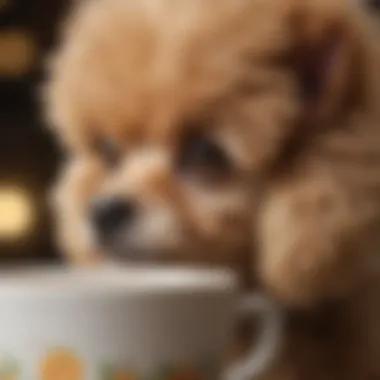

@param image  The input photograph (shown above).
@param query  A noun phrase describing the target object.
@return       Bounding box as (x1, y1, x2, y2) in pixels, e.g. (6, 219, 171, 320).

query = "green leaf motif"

(100, 363, 138, 380)
(147, 365, 173, 380)
(100, 363, 113, 380)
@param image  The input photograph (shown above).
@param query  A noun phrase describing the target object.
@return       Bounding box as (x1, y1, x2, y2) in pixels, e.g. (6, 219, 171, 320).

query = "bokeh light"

(0, 29, 37, 77)
(0, 186, 35, 242)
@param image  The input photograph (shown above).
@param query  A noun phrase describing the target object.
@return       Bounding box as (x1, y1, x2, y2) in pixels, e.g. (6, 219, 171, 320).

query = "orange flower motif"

(40, 348, 84, 380)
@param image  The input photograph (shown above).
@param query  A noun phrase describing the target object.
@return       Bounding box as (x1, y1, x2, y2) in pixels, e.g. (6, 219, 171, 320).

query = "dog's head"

(45, 0, 369, 271)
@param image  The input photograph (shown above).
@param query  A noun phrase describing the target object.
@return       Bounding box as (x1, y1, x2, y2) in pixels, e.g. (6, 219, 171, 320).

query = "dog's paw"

(258, 173, 362, 307)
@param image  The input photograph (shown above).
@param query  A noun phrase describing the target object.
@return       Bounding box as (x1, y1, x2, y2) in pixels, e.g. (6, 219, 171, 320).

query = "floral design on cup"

(0, 352, 18, 380)
(40, 348, 84, 380)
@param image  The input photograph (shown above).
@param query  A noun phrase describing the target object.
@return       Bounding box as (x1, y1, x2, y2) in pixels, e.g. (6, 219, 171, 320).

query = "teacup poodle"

(44, 0, 380, 379)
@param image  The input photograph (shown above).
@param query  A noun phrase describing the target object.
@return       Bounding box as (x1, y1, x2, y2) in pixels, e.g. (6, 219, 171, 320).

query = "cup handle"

(223, 294, 284, 380)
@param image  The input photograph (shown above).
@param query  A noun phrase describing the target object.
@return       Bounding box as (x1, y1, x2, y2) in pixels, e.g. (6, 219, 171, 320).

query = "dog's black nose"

(91, 197, 135, 236)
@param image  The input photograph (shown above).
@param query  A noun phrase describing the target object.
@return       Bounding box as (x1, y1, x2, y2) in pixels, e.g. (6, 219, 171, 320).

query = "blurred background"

(0, 0, 70, 265)
(0, 0, 378, 266)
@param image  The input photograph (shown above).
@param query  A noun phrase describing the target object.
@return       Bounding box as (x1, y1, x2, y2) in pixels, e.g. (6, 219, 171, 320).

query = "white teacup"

(0, 266, 283, 380)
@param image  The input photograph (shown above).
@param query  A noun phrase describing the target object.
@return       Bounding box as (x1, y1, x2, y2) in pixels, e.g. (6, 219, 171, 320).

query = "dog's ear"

(290, 0, 366, 123)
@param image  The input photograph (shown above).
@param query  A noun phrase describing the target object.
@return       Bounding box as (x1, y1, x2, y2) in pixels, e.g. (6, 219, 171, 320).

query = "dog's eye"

(178, 136, 230, 178)
(95, 139, 121, 168)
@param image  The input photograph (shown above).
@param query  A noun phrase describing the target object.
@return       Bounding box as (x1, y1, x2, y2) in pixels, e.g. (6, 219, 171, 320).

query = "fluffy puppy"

(45, 0, 380, 379)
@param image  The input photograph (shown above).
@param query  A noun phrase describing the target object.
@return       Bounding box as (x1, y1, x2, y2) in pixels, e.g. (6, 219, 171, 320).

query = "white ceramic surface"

(0, 265, 282, 380)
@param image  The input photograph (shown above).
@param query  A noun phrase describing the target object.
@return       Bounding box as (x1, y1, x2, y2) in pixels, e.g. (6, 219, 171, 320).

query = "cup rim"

(0, 264, 238, 299)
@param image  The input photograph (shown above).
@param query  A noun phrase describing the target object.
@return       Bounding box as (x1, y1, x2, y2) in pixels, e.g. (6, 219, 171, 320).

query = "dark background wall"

(0, 0, 70, 264)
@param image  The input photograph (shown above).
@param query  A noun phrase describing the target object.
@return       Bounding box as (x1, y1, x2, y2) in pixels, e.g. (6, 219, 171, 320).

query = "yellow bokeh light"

(0, 29, 38, 77)
(0, 187, 35, 242)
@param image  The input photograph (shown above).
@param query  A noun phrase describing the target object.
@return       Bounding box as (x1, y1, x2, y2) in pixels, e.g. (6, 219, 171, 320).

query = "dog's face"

(45, 0, 358, 270)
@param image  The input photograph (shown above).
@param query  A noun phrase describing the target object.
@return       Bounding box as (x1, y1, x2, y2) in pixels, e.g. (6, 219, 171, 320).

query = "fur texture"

(45, 0, 380, 379)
